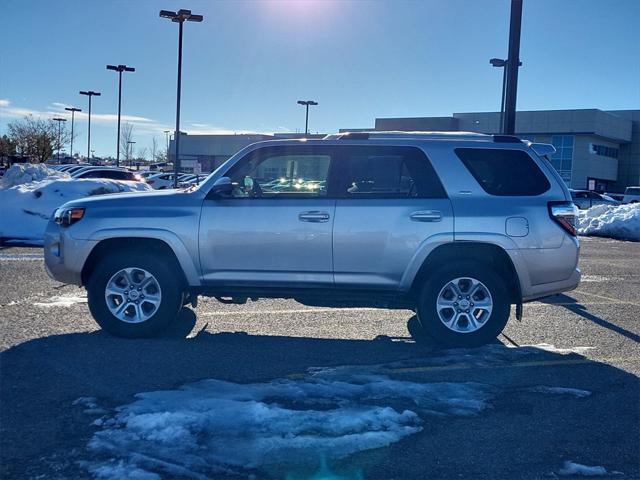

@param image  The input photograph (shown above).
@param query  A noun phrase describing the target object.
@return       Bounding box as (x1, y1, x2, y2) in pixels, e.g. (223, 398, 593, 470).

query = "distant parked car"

(71, 167, 143, 182)
(569, 190, 619, 209)
(622, 186, 640, 204)
(146, 172, 192, 189)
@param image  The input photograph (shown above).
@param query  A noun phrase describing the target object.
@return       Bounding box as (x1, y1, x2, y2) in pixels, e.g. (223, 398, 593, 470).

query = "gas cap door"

(506, 217, 529, 237)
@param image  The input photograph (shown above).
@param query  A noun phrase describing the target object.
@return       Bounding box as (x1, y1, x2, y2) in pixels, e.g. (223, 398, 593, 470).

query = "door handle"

(299, 211, 330, 222)
(410, 210, 442, 222)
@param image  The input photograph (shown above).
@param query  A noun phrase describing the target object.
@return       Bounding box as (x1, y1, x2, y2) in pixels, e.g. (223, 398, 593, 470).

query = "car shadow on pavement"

(1, 309, 639, 479)
(541, 294, 640, 343)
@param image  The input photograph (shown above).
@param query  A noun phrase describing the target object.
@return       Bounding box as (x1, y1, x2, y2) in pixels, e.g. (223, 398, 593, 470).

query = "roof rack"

(324, 131, 523, 143)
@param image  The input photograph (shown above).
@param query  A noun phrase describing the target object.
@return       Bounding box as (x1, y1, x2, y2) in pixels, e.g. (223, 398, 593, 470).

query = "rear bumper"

(522, 267, 581, 302)
(43, 220, 96, 286)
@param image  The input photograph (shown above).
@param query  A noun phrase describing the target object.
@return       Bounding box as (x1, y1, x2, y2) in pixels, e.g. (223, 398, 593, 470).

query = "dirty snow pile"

(83, 344, 594, 479)
(0, 164, 152, 245)
(0, 162, 69, 188)
(577, 203, 640, 241)
(87, 366, 494, 478)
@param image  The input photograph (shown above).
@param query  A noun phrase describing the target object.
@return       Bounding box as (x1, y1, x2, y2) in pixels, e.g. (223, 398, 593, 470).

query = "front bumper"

(43, 220, 97, 286)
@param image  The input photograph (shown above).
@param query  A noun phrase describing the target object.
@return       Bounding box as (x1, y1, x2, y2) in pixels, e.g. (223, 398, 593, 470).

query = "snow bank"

(577, 203, 640, 241)
(1, 163, 68, 188)
(87, 365, 493, 477)
(0, 176, 151, 245)
(84, 344, 595, 478)
(558, 461, 608, 476)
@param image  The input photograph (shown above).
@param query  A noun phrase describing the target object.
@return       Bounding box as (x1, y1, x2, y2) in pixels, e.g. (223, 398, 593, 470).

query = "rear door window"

(455, 148, 551, 196)
(337, 146, 447, 199)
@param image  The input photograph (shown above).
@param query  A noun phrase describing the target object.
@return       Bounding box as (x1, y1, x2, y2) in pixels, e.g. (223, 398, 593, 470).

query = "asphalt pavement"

(0, 236, 638, 479)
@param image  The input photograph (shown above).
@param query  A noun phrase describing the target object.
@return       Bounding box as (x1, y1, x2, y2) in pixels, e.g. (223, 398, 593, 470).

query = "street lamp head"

(160, 9, 177, 19)
(65, 107, 82, 112)
(298, 100, 318, 106)
(80, 91, 101, 96)
(107, 64, 135, 72)
(490, 58, 507, 67)
(187, 14, 203, 22)
(52, 117, 67, 122)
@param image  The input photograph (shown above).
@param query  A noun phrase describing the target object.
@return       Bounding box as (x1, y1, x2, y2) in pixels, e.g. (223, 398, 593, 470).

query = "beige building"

(371, 109, 639, 192)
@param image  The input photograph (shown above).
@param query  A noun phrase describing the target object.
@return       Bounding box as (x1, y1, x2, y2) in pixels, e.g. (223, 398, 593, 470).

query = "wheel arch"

(81, 235, 196, 287)
(409, 241, 522, 306)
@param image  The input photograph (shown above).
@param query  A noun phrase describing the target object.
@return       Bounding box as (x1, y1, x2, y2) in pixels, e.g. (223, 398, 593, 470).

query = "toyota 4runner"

(44, 132, 581, 346)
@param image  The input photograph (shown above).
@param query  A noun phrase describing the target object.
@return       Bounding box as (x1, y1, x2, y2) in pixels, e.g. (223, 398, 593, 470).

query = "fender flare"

(85, 228, 201, 286)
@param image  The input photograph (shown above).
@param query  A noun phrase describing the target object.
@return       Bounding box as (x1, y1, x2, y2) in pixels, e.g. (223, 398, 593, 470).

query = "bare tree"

(120, 123, 134, 164)
(7, 115, 71, 163)
(137, 147, 148, 162)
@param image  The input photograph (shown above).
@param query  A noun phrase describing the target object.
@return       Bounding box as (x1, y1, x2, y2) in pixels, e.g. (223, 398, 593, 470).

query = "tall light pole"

(79, 90, 101, 159)
(160, 9, 203, 188)
(490, 58, 522, 134)
(163, 130, 170, 165)
(297, 100, 318, 135)
(52, 117, 67, 163)
(64, 107, 81, 160)
(503, 0, 524, 135)
(489, 58, 507, 134)
(127, 140, 136, 167)
(107, 64, 135, 168)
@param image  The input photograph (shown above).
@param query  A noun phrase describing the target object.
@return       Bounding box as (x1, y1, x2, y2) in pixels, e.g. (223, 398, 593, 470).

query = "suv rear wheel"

(416, 261, 510, 347)
(87, 250, 183, 338)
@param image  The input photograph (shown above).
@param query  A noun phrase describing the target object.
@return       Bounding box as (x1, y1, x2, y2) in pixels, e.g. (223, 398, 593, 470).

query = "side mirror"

(208, 176, 233, 198)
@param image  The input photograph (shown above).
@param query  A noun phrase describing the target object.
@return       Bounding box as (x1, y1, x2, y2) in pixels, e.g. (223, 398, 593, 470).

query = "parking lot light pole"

(160, 9, 204, 188)
(297, 100, 318, 135)
(489, 58, 507, 134)
(64, 107, 81, 160)
(127, 141, 136, 167)
(503, 0, 524, 135)
(79, 90, 101, 160)
(52, 117, 67, 163)
(107, 64, 135, 168)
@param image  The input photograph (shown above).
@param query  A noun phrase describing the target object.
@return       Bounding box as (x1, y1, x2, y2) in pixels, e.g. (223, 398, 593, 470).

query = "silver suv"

(44, 132, 581, 346)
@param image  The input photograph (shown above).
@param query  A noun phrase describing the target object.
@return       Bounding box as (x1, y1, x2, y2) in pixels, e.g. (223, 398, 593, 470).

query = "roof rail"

(325, 131, 493, 141)
(493, 135, 523, 143)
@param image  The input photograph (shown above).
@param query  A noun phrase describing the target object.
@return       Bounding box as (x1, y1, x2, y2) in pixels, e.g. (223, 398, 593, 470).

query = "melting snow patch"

(86, 366, 493, 477)
(577, 203, 640, 241)
(558, 461, 608, 476)
(34, 294, 87, 307)
(83, 345, 595, 478)
(528, 386, 592, 398)
(530, 343, 594, 355)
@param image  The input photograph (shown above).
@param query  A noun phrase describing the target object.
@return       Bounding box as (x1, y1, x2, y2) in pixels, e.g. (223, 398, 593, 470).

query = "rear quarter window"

(455, 148, 551, 196)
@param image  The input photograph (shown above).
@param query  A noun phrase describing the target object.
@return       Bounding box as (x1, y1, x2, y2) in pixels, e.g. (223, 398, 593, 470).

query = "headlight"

(54, 207, 85, 227)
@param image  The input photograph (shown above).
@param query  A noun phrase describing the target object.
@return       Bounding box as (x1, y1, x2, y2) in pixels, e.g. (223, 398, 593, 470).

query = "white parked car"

(71, 167, 143, 182)
(146, 172, 192, 189)
(622, 186, 640, 204)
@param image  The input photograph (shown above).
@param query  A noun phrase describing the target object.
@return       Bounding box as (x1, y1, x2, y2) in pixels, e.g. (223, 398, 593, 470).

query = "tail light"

(548, 201, 578, 236)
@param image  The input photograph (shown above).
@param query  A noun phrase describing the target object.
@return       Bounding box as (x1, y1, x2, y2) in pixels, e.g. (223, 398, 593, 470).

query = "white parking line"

(0, 253, 44, 261)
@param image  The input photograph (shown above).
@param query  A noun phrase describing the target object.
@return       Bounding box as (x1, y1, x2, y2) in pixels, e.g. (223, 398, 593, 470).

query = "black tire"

(87, 249, 184, 338)
(416, 261, 511, 347)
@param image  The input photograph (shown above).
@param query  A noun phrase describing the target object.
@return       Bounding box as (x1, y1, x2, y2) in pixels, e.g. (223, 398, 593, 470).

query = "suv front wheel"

(416, 261, 511, 347)
(87, 250, 183, 338)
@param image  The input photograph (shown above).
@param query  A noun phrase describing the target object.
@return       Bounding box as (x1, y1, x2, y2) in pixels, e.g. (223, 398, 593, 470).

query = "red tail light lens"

(548, 201, 578, 236)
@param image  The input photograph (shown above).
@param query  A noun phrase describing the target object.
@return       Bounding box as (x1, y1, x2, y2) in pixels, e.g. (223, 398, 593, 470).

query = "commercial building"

(169, 109, 639, 192)
(369, 109, 639, 192)
(168, 133, 324, 173)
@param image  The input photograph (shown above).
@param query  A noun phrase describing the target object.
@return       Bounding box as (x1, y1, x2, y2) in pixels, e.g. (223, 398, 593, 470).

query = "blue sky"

(1, 0, 639, 158)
